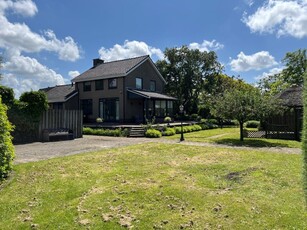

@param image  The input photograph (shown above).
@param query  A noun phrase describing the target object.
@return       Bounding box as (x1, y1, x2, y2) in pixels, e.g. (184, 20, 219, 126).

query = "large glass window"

(167, 101, 173, 116)
(81, 99, 93, 115)
(95, 80, 104, 90)
(99, 98, 119, 121)
(136, 77, 143, 89)
(108, 78, 117, 89)
(155, 100, 167, 117)
(83, 81, 91, 92)
(150, 80, 156, 91)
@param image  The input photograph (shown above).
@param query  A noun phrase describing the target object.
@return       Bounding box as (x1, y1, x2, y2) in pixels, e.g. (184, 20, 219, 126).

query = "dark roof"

(127, 89, 177, 100)
(40, 84, 78, 103)
(72, 55, 165, 83)
(276, 85, 302, 107)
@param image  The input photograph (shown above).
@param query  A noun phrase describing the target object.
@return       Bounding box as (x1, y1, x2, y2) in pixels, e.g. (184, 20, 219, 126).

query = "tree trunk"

(239, 121, 244, 141)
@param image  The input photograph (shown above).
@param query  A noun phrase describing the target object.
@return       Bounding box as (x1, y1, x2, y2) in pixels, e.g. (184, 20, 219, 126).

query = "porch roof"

(127, 89, 177, 100)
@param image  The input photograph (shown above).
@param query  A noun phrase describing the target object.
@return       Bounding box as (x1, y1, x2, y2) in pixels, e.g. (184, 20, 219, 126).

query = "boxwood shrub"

(83, 127, 128, 137)
(145, 129, 162, 138)
(162, 127, 176, 136)
(245, 120, 260, 129)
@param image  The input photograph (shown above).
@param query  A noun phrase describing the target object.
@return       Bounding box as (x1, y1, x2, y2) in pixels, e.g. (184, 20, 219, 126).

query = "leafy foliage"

(258, 49, 306, 95)
(145, 129, 162, 138)
(245, 120, 260, 129)
(156, 46, 222, 114)
(0, 86, 15, 108)
(83, 127, 128, 137)
(19, 91, 48, 121)
(210, 84, 281, 141)
(0, 97, 14, 180)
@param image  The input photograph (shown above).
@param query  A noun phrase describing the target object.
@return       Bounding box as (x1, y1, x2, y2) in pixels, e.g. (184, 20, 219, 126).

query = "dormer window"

(136, 77, 143, 89)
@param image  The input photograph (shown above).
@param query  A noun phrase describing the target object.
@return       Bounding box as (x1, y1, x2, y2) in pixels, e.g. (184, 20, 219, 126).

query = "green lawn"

(166, 128, 302, 148)
(0, 143, 306, 229)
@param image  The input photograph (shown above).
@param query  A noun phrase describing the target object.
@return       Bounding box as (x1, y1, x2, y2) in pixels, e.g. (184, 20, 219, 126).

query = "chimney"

(93, 58, 104, 67)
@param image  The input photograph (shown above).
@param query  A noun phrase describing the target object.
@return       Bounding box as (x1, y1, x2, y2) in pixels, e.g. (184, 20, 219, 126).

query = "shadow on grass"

(214, 138, 299, 148)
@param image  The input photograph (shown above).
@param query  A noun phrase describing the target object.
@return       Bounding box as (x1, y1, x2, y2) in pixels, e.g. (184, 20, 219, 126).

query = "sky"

(0, 0, 306, 98)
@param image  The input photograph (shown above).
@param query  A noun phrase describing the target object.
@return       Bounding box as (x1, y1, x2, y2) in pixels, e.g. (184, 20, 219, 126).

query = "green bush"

(162, 127, 176, 136)
(245, 120, 260, 129)
(0, 98, 15, 180)
(164, 116, 172, 123)
(145, 129, 162, 138)
(175, 125, 202, 134)
(83, 127, 128, 137)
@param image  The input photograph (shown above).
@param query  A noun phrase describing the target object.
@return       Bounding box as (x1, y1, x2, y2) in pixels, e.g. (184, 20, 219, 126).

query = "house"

(266, 85, 303, 140)
(71, 55, 176, 123)
(40, 84, 79, 110)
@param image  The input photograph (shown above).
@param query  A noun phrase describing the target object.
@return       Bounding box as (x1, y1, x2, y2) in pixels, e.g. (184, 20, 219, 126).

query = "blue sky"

(0, 0, 306, 97)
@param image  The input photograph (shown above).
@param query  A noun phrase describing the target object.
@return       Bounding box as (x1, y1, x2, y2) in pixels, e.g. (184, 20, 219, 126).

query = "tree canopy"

(156, 46, 223, 114)
(258, 49, 306, 95)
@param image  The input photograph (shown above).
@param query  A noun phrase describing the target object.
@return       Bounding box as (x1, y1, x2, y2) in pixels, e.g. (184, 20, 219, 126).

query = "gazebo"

(266, 85, 303, 141)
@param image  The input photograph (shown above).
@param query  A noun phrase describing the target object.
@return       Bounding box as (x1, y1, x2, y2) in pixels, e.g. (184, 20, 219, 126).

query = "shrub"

(164, 116, 172, 123)
(96, 117, 103, 123)
(245, 120, 260, 129)
(83, 127, 127, 137)
(162, 127, 176, 136)
(145, 129, 162, 138)
(190, 114, 200, 121)
(0, 98, 15, 180)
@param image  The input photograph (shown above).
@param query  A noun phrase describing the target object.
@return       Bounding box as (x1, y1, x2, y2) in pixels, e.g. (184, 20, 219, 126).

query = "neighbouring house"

(71, 55, 176, 123)
(266, 85, 303, 140)
(40, 84, 79, 110)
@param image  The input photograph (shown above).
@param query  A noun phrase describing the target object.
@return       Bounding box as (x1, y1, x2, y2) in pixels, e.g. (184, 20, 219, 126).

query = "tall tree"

(258, 49, 306, 95)
(156, 46, 222, 114)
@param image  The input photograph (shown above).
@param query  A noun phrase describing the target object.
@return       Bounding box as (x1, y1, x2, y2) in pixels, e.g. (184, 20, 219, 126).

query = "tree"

(0, 97, 14, 180)
(210, 83, 281, 141)
(19, 91, 48, 122)
(156, 46, 223, 114)
(0, 85, 15, 108)
(258, 49, 306, 95)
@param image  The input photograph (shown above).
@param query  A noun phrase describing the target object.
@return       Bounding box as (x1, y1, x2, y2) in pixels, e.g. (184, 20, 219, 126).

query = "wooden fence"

(38, 109, 83, 141)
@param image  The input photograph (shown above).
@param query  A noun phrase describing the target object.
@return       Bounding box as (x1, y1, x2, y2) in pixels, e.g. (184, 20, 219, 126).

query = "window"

(155, 100, 166, 117)
(150, 80, 156, 91)
(108, 78, 117, 89)
(136, 77, 143, 89)
(99, 98, 119, 121)
(95, 80, 104, 90)
(81, 99, 93, 115)
(83, 81, 91, 92)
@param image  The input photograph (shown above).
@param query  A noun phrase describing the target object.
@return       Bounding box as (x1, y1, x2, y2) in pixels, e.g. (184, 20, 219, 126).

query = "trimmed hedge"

(162, 127, 176, 136)
(245, 120, 260, 128)
(83, 127, 129, 137)
(145, 129, 162, 138)
(0, 98, 15, 180)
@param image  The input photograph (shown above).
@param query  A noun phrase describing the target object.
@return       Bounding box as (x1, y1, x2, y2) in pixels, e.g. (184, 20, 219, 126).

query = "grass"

(0, 143, 306, 229)
(166, 127, 302, 148)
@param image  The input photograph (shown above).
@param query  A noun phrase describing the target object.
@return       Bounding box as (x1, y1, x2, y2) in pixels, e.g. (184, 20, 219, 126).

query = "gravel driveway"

(14, 135, 152, 164)
(14, 135, 301, 164)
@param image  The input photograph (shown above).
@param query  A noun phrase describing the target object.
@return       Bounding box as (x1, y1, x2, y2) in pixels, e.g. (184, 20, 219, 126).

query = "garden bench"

(42, 128, 74, 142)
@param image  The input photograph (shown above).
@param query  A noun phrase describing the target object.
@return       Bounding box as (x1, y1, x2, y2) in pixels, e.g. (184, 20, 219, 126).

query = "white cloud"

(68, 70, 80, 79)
(98, 40, 164, 62)
(2, 52, 65, 98)
(243, 0, 307, 38)
(188, 40, 224, 52)
(0, 0, 37, 16)
(255, 67, 284, 80)
(230, 51, 278, 72)
(0, 0, 81, 97)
